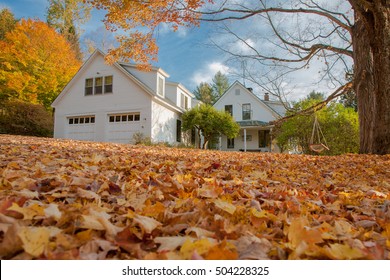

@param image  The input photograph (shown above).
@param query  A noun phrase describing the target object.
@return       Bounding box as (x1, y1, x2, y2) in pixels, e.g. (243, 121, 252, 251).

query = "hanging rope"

(309, 115, 330, 153)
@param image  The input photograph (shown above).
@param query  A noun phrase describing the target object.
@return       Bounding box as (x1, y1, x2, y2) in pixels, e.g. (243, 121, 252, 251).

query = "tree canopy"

(182, 104, 239, 149)
(0, 19, 81, 109)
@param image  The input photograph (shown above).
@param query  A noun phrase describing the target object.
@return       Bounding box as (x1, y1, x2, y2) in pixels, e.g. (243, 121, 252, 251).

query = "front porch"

(218, 120, 279, 152)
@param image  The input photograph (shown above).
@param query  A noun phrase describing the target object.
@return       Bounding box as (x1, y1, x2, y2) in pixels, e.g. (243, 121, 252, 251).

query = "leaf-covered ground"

(0, 135, 389, 260)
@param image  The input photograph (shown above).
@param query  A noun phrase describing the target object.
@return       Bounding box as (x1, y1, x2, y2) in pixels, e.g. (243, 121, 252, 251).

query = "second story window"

(85, 78, 93, 95)
(242, 103, 251, 120)
(85, 75, 113, 96)
(104, 76, 113, 93)
(225, 105, 233, 116)
(94, 77, 103, 94)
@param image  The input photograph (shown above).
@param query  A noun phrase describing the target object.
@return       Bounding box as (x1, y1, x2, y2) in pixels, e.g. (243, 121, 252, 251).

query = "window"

(85, 75, 113, 96)
(158, 76, 164, 96)
(104, 76, 113, 93)
(108, 113, 140, 123)
(181, 93, 189, 109)
(242, 103, 251, 120)
(258, 130, 271, 148)
(94, 77, 103, 94)
(241, 135, 252, 141)
(225, 105, 233, 116)
(176, 119, 182, 142)
(227, 138, 235, 149)
(85, 78, 93, 95)
(68, 116, 95, 125)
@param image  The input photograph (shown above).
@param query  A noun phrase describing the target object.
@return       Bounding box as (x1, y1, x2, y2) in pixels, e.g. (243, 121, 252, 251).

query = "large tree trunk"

(352, 3, 390, 155)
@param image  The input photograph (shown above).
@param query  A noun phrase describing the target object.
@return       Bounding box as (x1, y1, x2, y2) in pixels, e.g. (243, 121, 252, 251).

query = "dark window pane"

(74, 118, 79, 124)
(115, 115, 121, 122)
(109, 116, 114, 122)
(69, 118, 74, 124)
(128, 115, 134, 121)
(122, 115, 127, 122)
(91, 117, 95, 123)
(85, 117, 90, 123)
(95, 77, 103, 94)
(80, 118, 84, 124)
(134, 114, 140, 121)
(85, 78, 93, 95)
(104, 76, 113, 93)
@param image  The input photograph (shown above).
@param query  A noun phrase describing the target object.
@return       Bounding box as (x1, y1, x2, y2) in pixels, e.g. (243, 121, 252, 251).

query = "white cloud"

(191, 62, 230, 86)
(158, 23, 188, 38)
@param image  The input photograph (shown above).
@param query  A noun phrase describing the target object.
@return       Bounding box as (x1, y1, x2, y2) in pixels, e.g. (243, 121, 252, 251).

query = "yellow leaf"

(7, 202, 41, 220)
(214, 199, 236, 215)
(250, 208, 277, 221)
(326, 243, 365, 260)
(133, 214, 162, 234)
(288, 217, 323, 248)
(180, 238, 215, 259)
(18, 226, 61, 257)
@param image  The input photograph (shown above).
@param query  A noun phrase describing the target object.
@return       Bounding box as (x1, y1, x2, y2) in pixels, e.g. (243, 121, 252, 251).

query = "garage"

(105, 112, 141, 143)
(65, 115, 96, 141)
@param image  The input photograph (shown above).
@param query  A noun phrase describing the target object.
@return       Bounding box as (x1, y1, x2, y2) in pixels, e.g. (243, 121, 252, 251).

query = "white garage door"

(65, 116, 96, 141)
(106, 113, 141, 143)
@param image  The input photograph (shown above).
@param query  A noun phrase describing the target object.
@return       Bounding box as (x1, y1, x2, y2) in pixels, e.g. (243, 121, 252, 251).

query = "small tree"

(182, 104, 239, 149)
(193, 82, 214, 105)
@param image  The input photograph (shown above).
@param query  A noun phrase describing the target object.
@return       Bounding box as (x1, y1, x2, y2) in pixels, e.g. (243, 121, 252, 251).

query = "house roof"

(51, 49, 189, 114)
(237, 120, 270, 127)
(214, 81, 286, 118)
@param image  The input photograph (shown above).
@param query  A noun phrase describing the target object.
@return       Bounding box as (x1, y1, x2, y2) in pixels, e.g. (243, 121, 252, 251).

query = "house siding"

(53, 53, 152, 143)
(151, 100, 181, 143)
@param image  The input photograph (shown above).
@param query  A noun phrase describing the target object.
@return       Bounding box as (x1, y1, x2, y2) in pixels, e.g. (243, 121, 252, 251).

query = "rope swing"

(309, 114, 330, 153)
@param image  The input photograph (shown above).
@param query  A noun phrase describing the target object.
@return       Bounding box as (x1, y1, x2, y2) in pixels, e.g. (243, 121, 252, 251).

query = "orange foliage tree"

(0, 19, 81, 109)
(85, 0, 204, 68)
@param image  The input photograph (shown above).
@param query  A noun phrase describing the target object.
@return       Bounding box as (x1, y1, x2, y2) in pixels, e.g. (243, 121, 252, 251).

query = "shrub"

(0, 99, 53, 137)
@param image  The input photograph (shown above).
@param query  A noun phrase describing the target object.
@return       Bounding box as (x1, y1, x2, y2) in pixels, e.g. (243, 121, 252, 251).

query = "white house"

(52, 49, 196, 145)
(213, 81, 286, 152)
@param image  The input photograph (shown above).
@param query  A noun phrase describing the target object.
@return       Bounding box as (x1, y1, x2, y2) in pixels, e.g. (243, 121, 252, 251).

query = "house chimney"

(264, 92, 269, 101)
(247, 87, 253, 93)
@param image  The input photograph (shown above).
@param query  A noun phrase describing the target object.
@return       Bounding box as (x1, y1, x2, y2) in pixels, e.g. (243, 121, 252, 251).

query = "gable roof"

(214, 81, 286, 118)
(51, 49, 187, 114)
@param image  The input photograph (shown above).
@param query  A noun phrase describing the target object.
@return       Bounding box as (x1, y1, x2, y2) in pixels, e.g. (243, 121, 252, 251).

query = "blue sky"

(0, 0, 229, 92)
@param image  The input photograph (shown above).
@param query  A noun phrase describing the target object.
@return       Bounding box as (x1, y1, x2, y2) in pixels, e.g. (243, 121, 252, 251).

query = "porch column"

(244, 128, 247, 152)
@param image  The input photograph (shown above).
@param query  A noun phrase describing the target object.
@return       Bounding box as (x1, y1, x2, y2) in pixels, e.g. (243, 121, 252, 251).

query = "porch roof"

(237, 120, 270, 128)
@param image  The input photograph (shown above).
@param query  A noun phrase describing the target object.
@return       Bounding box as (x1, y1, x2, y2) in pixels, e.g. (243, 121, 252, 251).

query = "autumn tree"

(182, 104, 239, 149)
(0, 19, 81, 109)
(0, 8, 17, 41)
(46, 0, 91, 60)
(275, 94, 359, 155)
(86, 0, 390, 155)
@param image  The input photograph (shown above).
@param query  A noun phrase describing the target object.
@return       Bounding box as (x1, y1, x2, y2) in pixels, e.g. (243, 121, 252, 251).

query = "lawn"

(0, 135, 389, 259)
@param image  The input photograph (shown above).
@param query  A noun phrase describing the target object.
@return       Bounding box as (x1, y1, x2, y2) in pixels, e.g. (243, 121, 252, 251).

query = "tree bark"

(352, 3, 390, 154)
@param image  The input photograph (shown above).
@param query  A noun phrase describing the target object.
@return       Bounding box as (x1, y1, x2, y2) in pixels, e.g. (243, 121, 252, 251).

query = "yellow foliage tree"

(0, 19, 81, 109)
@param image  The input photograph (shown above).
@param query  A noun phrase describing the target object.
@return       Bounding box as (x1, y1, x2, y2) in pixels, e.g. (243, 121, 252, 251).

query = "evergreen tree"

(212, 71, 229, 100)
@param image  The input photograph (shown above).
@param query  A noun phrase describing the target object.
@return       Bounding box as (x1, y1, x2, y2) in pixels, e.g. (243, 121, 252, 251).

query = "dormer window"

(157, 76, 164, 97)
(181, 93, 189, 109)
